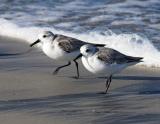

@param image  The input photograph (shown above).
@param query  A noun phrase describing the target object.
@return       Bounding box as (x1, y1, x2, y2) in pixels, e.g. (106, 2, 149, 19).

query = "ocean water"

(0, 0, 160, 67)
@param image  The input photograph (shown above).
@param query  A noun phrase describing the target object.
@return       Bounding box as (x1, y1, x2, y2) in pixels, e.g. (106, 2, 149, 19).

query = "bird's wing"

(97, 48, 143, 64)
(56, 35, 85, 53)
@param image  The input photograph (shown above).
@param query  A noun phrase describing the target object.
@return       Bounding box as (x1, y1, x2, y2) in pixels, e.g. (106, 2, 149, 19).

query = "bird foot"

(97, 91, 108, 94)
(70, 76, 79, 79)
(52, 69, 59, 75)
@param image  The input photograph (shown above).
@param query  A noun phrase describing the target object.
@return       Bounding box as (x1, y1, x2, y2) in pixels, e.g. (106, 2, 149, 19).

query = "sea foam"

(0, 19, 160, 68)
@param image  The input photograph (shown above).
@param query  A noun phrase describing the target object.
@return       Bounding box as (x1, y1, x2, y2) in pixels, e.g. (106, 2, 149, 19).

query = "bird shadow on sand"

(97, 74, 160, 95)
(58, 74, 160, 81)
(61, 75, 160, 87)
(98, 75, 160, 81)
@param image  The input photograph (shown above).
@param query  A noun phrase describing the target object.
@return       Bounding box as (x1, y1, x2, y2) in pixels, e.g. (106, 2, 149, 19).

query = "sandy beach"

(0, 36, 160, 124)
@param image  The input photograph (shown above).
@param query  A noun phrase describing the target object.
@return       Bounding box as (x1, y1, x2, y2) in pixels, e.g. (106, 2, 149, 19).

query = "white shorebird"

(30, 31, 105, 78)
(80, 44, 143, 93)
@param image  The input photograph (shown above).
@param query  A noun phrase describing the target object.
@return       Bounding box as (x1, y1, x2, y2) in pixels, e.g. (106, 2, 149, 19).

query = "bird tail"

(126, 56, 143, 63)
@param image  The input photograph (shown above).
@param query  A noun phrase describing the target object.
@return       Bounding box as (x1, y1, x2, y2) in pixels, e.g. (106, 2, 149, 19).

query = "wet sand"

(0, 36, 160, 124)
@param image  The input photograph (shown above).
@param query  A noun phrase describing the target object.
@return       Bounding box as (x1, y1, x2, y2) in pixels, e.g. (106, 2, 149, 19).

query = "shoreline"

(0, 36, 160, 124)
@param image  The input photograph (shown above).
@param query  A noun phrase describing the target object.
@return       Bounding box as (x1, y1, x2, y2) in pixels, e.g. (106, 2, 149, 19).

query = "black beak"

(30, 39, 41, 47)
(94, 44, 106, 47)
(74, 54, 82, 61)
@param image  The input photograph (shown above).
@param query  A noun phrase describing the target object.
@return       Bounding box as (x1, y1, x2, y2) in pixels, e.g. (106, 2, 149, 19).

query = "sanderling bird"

(30, 31, 105, 78)
(80, 44, 143, 93)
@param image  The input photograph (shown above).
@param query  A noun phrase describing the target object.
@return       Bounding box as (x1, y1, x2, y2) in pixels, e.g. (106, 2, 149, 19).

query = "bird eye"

(86, 49, 90, 52)
(43, 35, 47, 38)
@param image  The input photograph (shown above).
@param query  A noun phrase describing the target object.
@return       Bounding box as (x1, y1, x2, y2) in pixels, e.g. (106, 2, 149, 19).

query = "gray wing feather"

(97, 48, 143, 64)
(56, 35, 86, 53)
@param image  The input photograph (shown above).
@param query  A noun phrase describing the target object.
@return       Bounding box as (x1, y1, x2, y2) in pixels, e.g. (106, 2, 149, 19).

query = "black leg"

(109, 75, 112, 84)
(73, 54, 82, 79)
(105, 77, 110, 89)
(73, 60, 79, 79)
(53, 61, 71, 75)
(105, 75, 112, 93)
